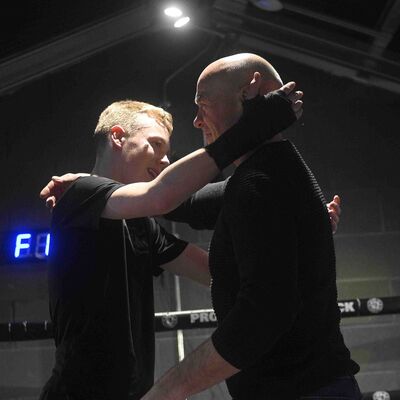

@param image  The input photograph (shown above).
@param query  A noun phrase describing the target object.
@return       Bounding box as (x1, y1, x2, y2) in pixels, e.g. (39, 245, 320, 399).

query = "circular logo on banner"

(372, 391, 390, 400)
(161, 315, 178, 329)
(367, 297, 384, 314)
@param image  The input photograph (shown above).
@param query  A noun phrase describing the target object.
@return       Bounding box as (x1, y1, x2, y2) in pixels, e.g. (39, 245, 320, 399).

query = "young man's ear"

(110, 125, 127, 148)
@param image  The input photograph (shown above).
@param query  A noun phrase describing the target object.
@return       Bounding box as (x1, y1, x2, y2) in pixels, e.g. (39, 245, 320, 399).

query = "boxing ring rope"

(1, 295, 399, 399)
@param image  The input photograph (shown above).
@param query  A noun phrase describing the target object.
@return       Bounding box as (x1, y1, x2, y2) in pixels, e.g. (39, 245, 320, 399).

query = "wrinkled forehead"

(195, 82, 211, 104)
(194, 88, 210, 104)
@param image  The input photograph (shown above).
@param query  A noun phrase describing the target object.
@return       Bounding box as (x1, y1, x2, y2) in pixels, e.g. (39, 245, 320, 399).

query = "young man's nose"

(160, 154, 170, 168)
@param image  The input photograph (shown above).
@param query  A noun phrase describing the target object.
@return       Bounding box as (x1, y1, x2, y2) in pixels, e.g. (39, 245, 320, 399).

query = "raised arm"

(40, 83, 300, 217)
(42, 177, 342, 232)
(101, 84, 299, 219)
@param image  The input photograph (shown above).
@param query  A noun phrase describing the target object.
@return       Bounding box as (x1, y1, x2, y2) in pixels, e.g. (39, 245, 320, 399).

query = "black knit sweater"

(208, 140, 359, 399)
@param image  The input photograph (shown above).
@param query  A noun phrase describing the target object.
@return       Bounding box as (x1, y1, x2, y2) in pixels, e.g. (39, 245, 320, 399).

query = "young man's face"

(121, 114, 171, 184)
(193, 78, 243, 145)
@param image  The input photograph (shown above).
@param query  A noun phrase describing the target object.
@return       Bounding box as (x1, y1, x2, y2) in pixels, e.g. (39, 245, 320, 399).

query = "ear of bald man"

(242, 72, 292, 100)
(242, 72, 263, 100)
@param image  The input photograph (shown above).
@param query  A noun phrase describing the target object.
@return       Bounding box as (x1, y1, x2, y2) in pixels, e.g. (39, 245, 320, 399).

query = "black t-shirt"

(44, 176, 187, 400)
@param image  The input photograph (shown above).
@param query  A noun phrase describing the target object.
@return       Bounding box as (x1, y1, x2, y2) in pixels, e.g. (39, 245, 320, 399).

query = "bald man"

(141, 54, 361, 400)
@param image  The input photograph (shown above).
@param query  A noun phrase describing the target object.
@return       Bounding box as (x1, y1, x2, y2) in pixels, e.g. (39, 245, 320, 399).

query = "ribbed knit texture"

(209, 140, 359, 399)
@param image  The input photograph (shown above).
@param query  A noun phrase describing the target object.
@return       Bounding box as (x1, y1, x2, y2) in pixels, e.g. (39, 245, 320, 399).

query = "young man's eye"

(151, 141, 162, 149)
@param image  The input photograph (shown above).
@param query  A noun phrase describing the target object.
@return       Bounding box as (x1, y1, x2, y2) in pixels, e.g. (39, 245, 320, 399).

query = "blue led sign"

(0, 231, 51, 264)
(13, 232, 51, 259)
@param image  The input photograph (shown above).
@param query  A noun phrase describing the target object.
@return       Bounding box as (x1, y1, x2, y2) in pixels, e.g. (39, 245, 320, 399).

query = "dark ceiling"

(1, 0, 400, 96)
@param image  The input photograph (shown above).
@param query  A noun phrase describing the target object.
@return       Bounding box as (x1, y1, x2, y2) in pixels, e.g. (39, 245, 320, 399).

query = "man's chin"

(204, 132, 221, 145)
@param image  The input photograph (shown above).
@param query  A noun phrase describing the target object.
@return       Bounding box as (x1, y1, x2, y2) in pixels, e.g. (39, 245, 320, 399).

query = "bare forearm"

(154, 149, 219, 215)
(103, 149, 220, 219)
(141, 339, 239, 400)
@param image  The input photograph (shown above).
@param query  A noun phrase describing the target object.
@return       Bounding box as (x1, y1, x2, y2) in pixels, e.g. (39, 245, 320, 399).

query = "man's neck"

(92, 155, 122, 182)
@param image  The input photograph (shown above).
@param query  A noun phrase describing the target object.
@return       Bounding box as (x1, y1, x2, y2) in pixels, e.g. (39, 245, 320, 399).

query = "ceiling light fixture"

(164, 6, 183, 18)
(174, 16, 190, 28)
(249, 0, 283, 12)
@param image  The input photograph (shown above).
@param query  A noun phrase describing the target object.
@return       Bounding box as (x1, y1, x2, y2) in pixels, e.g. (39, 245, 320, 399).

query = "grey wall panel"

(342, 321, 400, 390)
(0, 340, 54, 398)
(154, 332, 179, 380)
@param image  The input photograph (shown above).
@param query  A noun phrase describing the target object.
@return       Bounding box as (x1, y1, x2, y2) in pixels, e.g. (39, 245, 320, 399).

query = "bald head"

(193, 53, 284, 144)
(197, 53, 283, 96)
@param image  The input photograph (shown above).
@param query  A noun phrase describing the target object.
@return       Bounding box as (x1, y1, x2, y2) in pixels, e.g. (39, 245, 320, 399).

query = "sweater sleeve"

(211, 172, 300, 370)
(163, 180, 227, 230)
